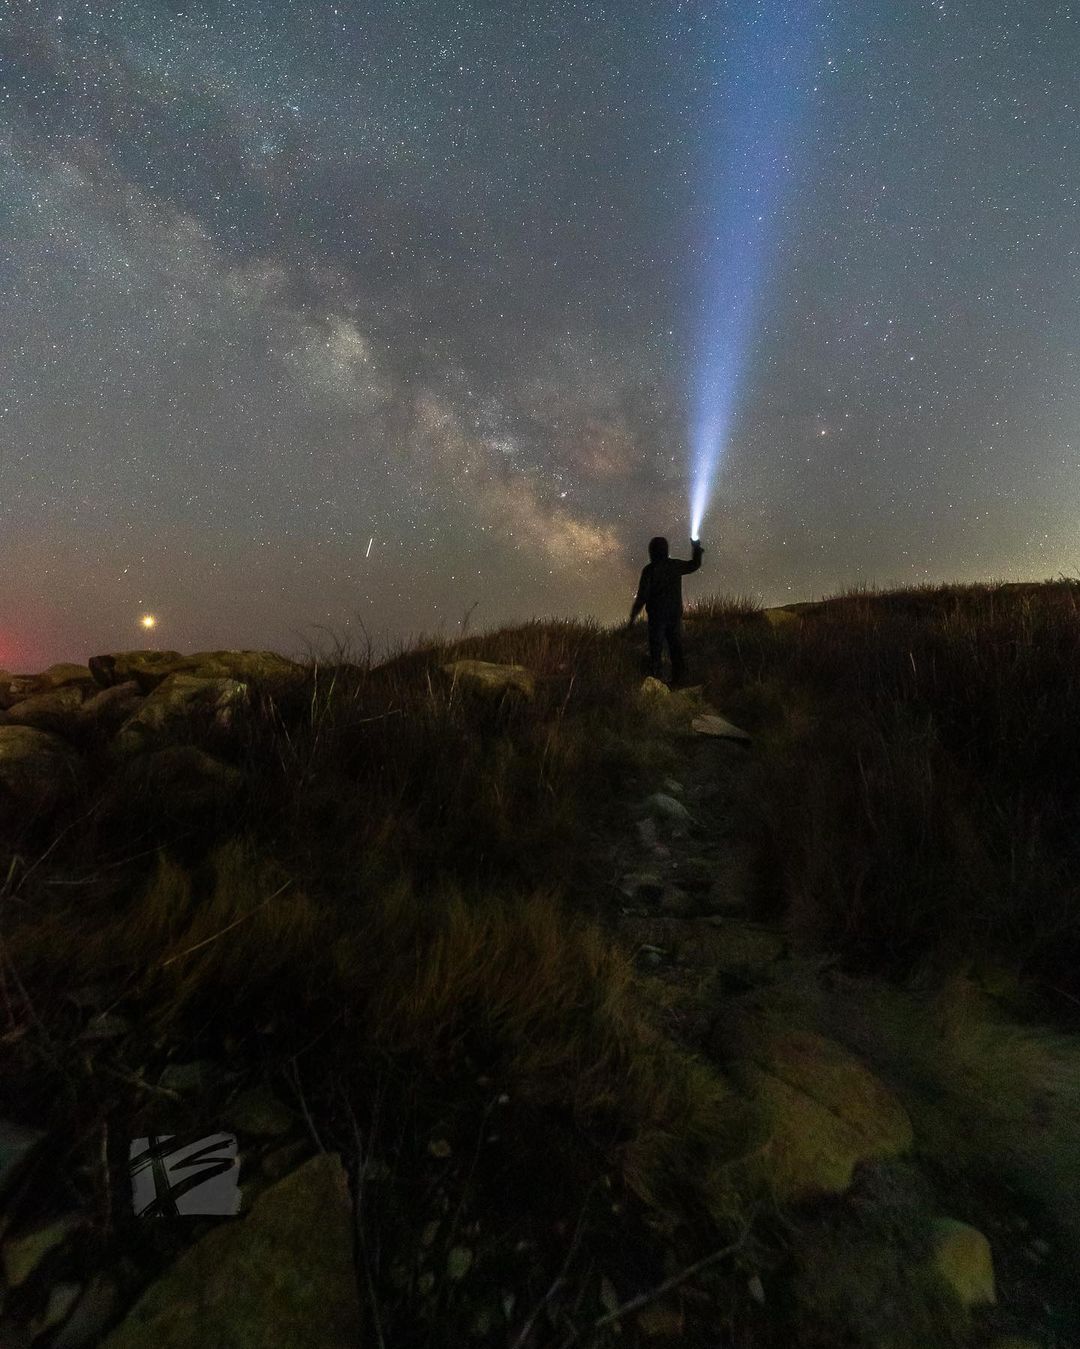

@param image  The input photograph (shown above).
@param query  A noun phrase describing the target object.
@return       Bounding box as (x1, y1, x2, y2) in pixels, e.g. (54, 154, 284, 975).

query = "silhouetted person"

(625, 536, 704, 686)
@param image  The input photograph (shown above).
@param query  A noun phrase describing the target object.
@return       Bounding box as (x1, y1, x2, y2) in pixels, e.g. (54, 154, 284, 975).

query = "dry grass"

(683, 579, 1080, 1005)
(5, 581, 1080, 1344)
(7, 833, 762, 1234)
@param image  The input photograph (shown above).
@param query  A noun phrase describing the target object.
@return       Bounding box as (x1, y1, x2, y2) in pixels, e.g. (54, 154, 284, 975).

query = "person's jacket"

(633, 543, 703, 622)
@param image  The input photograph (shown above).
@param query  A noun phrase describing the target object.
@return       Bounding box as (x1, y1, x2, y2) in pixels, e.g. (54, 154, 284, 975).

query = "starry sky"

(3, 0, 1079, 671)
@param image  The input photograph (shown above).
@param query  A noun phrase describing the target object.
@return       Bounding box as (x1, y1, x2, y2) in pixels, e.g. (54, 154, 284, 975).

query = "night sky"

(3, 1, 1079, 671)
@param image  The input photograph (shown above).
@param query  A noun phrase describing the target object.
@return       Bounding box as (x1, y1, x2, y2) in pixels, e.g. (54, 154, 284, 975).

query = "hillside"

(2, 581, 1080, 1348)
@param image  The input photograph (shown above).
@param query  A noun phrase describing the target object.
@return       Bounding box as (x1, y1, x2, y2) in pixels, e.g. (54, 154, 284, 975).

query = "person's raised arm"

(679, 539, 704, 575)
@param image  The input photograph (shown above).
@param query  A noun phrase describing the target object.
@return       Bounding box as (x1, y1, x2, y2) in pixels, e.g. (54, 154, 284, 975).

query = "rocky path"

(602, 687, 791, 1050)
(597, 681, 1080, 1349)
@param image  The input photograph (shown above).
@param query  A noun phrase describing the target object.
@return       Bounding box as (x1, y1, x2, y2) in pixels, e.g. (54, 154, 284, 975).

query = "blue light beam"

(690, 0, 824, 541)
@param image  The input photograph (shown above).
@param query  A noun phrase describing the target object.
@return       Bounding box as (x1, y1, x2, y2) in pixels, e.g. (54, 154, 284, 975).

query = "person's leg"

(668, 620, 687, 686)
(647, 618, 664, 678)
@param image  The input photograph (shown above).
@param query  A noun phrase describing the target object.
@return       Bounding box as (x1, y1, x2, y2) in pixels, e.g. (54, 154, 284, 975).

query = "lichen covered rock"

(100, 1154, 362, 1348)
(730, 1027, 914, 1203)
(441, 659, 535, 699)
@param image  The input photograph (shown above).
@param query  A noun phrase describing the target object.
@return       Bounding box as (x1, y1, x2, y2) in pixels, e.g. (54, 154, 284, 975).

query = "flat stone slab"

(731, 1027, 914, 1204)
(691, 714, 751, 742)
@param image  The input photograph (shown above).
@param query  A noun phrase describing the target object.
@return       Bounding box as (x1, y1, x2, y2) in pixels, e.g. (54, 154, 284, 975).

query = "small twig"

(13, 802, 103, 892)
(351, 709, 402, 725)
(559, 1210, 757, 1347)
(288, 1056, 326, 1154)
(99, 1064, 182, 1099)
(345, 1094, 386, 1349)
(444, 1091, 501, 1255)
(511, 1178, 600, 1349)
(99, 1118, 112, 1237)
(158, 882, 291, 969)
(0, 932, 55, 1051)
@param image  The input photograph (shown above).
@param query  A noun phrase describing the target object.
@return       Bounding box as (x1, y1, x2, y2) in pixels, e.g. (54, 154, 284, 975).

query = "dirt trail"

(602, 691, 785, 1049)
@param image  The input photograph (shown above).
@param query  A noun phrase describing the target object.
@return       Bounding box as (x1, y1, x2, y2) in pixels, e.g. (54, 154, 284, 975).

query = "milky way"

(2, 1, 1079, 669)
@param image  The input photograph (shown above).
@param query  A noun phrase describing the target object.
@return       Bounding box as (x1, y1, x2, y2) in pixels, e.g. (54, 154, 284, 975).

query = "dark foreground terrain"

(2, 579, 1079, 1347)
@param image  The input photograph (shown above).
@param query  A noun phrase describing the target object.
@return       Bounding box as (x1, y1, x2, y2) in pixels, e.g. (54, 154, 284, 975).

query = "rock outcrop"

(3, 685, 87, 731)
(441, 659, 535, 700)
(111, 674, 248, 756)
(89, 649, 302, 693)
(0, 649, 305, 813)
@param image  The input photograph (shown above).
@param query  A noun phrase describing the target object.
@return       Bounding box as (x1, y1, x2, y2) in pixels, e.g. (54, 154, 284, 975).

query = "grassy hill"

(2, 580, 1080, 1347)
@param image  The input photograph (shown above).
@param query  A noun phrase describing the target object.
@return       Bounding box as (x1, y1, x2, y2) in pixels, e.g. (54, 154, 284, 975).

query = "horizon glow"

(690, 0, 824, 541)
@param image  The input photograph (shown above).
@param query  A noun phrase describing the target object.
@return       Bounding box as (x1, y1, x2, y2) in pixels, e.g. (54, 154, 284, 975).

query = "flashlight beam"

(689, 1, 824, 538)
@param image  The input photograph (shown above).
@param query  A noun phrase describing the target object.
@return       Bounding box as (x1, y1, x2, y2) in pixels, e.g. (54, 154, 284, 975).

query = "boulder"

(691, 714, 751, 742)
(100, 1154, 363, 1349)
(0, 675, 40, 709)
(89, 651, 191, 691)
(112, 676, 248, 755)
(1, 664, 96, 708)
(90, 649, 300, 694)
(4, 685, 86, 731)
(441, 659, 535, 700)
(0, 726, 83, 812)
(78, 681, 144, 730)
(929, 1217, 996, 1306)
(187, 651, 304, 684)
(37, 663, 96, 689)
(728, 1027, 914, 1204)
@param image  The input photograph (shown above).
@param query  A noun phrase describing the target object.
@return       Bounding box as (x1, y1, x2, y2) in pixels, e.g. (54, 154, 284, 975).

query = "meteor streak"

(366, 536, 373, 558)
(690, 0, 823, 540)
